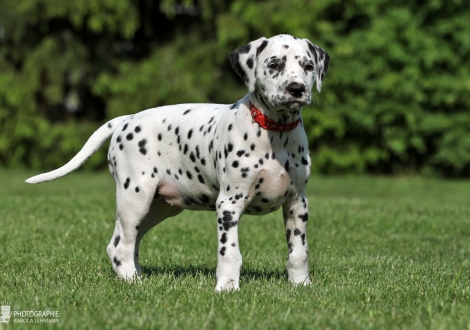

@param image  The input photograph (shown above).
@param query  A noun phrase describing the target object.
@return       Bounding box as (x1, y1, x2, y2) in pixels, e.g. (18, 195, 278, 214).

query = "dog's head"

(230, 35, 329, 112)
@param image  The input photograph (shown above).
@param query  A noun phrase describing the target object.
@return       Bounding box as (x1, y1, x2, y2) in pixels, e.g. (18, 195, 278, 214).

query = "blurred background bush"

(0, 0, 469, 177)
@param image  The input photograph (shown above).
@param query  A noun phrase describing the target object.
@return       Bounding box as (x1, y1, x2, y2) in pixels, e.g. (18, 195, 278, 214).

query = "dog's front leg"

(283, 193, 311, 285)
(215, 196, 244, 291)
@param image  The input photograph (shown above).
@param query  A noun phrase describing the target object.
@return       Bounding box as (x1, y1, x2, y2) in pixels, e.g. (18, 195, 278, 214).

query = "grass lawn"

(0, 170, 469, 329)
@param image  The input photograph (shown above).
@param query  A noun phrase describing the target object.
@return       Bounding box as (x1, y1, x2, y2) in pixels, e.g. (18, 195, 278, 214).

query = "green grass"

(0, 170, 469, 329)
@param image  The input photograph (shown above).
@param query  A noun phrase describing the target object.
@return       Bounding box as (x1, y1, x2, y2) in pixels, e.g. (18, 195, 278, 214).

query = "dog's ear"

(303, 39, 329, 93)
(230, 37, 269, 93)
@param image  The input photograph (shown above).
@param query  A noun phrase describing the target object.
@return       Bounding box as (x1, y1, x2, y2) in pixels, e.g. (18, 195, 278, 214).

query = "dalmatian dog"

(26, 34, 329, 291)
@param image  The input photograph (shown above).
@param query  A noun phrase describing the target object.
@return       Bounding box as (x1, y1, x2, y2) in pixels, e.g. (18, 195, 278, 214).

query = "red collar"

(249, 103, 301, 131)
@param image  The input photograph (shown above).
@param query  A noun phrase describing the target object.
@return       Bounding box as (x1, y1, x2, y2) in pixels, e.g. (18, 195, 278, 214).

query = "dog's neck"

(247, 93, 303, 125)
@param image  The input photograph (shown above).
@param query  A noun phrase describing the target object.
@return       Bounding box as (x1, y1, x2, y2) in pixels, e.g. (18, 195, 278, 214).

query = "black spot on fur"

(301, 157, 309, 165)
(294, 228, 301, 236)
(108, 122, 112, 129)
(114, 236, 120, 247)
(135, 186, 140, 193)
(187, 129, 193, 139)
(198, 174, 205, 184)
(256, 40, 269, 58)
(122, 123, 128, 131)
(243, 133, 248, 141)
(220, 247, 226, 256)
(183, 109, 191, 115)
(186, 171, 193, 179)
(124, 178, 130, 189)
(134, 126, 141, 133)
(246, 57, 254, 69)
(117, 136, 121, 143)
(113, 257, 122, 267)
(232, 161, 239, 168)
(285, 160, 290, 172)
(158, 133, 162, 141)
(298, 213, 309, 222)
(220, 233, 227, 244)
(126, 133, 133, 141)
(138, 139, 147, 155)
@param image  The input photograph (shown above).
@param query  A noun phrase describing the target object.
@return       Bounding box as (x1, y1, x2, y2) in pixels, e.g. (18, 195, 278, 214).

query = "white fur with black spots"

(26, 34, 329, 291)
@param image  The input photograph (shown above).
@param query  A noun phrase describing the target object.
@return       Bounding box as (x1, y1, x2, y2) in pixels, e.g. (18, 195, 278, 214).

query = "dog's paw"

(289, 276, 312, 286)
(215, 279, 240, 292)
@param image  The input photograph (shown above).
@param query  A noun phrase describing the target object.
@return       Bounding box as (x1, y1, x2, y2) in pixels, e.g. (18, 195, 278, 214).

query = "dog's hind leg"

(107, 179, 157, 281)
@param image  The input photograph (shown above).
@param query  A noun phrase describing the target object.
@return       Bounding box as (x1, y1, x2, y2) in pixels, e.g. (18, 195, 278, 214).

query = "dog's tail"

(25, 115, 130, 184)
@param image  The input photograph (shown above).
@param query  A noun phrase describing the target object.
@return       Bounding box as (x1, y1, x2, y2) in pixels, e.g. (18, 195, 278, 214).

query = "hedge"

(0, 0, 469, 176)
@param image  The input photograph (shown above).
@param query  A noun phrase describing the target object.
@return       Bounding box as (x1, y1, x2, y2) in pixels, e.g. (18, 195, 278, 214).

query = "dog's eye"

(305, 64, 314, 72)
(268, 63, 279, 70)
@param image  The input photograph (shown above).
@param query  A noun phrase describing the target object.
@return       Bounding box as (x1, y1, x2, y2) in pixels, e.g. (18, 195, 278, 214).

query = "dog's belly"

(155, 159, 303, 215)
(155, 177, 219, 210)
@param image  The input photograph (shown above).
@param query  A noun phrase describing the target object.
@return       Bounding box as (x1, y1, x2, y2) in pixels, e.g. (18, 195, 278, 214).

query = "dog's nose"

(287, 82, 306, 97)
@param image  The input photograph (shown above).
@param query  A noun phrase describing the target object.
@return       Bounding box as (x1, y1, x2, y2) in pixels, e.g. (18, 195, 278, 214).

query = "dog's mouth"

(285, 99, 309, 110)
(274, 95, 311, 111)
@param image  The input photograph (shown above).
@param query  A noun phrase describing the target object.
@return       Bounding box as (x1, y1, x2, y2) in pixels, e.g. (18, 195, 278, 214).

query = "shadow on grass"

(141, 264, 286, 281)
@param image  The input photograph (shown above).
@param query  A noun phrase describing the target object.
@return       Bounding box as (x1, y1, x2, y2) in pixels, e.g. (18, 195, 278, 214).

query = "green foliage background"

(0, 0, 469, 176)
